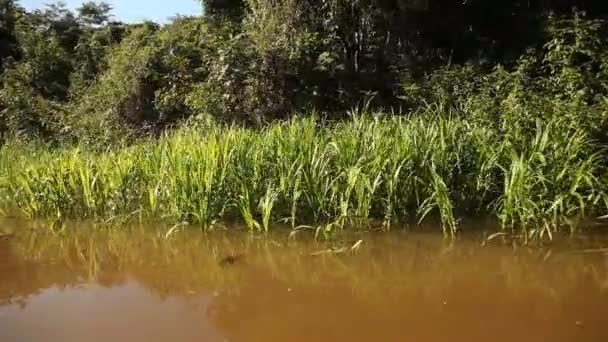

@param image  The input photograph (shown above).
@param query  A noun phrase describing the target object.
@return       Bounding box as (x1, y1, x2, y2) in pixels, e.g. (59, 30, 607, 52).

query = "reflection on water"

(0, 282, 221, 342)
(1, 220, 608, 342)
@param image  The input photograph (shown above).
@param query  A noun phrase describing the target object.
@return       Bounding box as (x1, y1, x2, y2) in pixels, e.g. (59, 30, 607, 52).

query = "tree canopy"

(1, 0, 608, 143)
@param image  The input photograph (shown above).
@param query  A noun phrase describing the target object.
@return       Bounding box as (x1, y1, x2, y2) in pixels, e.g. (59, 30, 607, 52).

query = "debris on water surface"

(219, 254, 245, 266)
(309, 247, 348, 256)
(0, 232, 14, 241)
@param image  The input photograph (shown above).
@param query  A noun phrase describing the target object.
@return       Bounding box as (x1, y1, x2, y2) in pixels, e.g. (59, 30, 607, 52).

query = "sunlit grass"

(0, 110, 606, 238)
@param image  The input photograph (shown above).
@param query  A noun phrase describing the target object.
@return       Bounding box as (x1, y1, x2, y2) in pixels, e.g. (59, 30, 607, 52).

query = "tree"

(29, 1, 83, 51)
(0, 0, 17, 69)
(0, 1, 124, 140)
(77, 1, 112, 26)
(202, 0, 246, 19)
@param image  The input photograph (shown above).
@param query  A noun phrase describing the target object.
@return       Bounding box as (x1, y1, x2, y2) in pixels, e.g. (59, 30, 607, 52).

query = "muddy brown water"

(1, 221, 608, 342)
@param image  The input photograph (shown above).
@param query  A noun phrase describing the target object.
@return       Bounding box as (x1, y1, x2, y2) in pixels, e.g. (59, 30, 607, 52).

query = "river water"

(1, 220, 608, 342)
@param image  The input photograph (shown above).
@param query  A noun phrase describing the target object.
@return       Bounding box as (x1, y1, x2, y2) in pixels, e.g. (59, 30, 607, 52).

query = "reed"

(0, 110, 606, 238)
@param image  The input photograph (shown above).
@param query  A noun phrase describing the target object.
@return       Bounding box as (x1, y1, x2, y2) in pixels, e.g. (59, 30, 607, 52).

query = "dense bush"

(0, 1, 128, 141)
(3, 1, 608, 142)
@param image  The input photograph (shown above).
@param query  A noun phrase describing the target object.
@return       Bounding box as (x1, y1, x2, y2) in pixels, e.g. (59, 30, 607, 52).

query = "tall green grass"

(1, 110, 606, 238)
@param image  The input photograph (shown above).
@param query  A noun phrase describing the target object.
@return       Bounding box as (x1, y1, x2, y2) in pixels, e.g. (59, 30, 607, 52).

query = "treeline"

(1, 0, 608, 144)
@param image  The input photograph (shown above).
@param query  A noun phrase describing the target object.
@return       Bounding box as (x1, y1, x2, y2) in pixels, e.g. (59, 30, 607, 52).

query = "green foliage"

(77, 1, 112, 26)
(202, 0, 246, 19)
(68, 23, 160, 143)
(0, 1, 127, 141)
(1, 111, 606, 238)
(5, 2, 608, 139)
(0, 0, 18, 70)
(68, 17, 228, 143)
(2, 1, 608, 238)
(0, 24, 70, 138)
(191, 0, 323, 124)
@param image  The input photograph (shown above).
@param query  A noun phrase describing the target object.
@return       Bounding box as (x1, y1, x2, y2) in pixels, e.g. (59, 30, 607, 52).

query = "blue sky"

(20, 0, 203, 23)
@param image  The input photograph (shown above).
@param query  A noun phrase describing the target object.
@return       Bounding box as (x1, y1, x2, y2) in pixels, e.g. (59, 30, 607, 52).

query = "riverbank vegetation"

(1, 1, 608, 237)
(1, 110, 606, 238)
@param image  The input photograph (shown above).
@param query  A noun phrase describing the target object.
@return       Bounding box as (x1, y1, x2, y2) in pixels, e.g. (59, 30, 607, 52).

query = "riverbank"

(1, 111, 606, 238)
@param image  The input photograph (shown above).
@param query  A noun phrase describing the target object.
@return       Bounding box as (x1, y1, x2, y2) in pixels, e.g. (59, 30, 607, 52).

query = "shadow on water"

(0, 219, 608, 341)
